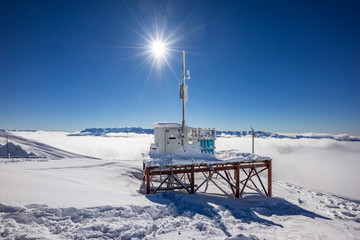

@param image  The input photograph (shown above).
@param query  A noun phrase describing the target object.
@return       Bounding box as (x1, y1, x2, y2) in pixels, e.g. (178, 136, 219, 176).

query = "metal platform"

(143, 158, 272, 198)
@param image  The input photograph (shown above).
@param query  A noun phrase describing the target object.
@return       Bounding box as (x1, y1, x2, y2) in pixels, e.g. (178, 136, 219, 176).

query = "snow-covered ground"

(0, 131, 359, 239)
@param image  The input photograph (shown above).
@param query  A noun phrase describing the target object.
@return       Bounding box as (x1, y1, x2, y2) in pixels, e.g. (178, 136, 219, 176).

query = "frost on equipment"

(142, 51, 272, 198)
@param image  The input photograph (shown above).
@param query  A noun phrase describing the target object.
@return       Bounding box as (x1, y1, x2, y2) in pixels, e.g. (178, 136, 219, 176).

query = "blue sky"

(1, 0, 359, 134)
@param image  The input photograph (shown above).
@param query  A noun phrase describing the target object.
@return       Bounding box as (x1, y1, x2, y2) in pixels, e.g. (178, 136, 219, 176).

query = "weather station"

(142, 41, 272, 198)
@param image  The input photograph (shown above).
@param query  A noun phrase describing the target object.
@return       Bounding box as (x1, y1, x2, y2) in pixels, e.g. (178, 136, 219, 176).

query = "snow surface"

(0, 131, 94, 159)
(146, 141, 271, 167)
(0, 142, 37, 158)
(9, 130, 360, 199)
(0, 131, 359, 239)
(7, 130, 152, 160)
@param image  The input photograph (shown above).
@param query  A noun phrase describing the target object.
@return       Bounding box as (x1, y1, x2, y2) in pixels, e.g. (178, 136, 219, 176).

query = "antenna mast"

(6, 135, 10, 159)
(180, 50, 190, 147)
(182, 51, 185, 139)
(251, 127, 256, 154)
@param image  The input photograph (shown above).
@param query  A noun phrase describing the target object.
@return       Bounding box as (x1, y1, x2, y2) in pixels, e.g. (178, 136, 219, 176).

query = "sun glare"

(152, 41, 166, 58)
(116, 1, 215, 79)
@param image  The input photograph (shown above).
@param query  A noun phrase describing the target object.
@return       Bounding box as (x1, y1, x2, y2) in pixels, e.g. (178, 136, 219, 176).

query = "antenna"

(251, 127, 256, 154)
(180, 50, 190, 148)
(6, 135, 10, 159)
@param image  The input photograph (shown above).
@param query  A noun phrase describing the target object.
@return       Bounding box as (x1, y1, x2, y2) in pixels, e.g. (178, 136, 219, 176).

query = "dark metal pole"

(190, 165, 195, 193)
(235, 163, 240, 198)
(251, 127, 255, 154)
(6, 135, 10, 159)
(146, 167, 150, 194)
(268, 160, 272, 197)
(182, 51, 186, 147)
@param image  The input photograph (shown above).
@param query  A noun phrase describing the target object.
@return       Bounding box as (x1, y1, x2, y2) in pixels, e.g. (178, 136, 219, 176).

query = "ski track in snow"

(0, 131, 359, 239)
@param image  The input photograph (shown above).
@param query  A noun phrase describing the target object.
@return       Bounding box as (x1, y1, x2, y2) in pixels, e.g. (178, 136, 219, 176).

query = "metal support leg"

(253, 168, 268, 196)
(235, 163, 240, 198)
(268, 160, 272, 197)
(240, 168, 253, 197)
(143, 162, 146, 181)
(191, 165, 195, 193)
(225, 170, 235, 194)
(146, 167, 150, 194)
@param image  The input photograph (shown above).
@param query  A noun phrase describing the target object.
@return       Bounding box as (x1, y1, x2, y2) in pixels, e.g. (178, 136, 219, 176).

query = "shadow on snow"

(145, 191, 331, 236)
(0, 192, 331, 239)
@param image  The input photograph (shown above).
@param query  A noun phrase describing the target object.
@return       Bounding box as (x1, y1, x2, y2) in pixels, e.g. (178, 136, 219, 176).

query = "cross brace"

(144, 160, 272, 198)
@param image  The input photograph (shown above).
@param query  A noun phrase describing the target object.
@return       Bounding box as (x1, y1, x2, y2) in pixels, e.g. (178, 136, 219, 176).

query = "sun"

(151, 41, 167, 58)
(147, 39, 173, 71)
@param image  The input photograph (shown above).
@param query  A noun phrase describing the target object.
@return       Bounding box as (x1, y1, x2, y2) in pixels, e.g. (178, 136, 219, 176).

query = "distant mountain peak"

(70, 128, 360, 142)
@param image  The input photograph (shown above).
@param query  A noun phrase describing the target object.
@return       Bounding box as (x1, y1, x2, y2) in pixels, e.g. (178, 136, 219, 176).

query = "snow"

(0, 131, 359, 239)
(152, 122, 182, 128)
(0, 159, 143, 208)
(9, 130, 153, 160)
(145, 141, 271, 167)
(0, 131, 93, 159)
(0, 142, 37, 158)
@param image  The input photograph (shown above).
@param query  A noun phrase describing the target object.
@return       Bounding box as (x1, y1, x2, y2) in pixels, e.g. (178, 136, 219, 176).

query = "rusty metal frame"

(143, 160, 272, 198)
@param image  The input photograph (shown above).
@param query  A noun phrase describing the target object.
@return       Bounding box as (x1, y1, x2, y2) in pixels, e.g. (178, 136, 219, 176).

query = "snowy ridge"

(67, 128, 360, 141)
(0, 142, 37, 158)
(69, 127, 153, 136)
(218, 130, 360, 142)
(0, 132, 96, 159)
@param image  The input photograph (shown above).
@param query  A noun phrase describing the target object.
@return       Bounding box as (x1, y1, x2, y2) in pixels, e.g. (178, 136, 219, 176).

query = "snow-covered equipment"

(188, 128, 216, 154)
(152, 122, 184, 153)
(142, 50, 272, 198)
